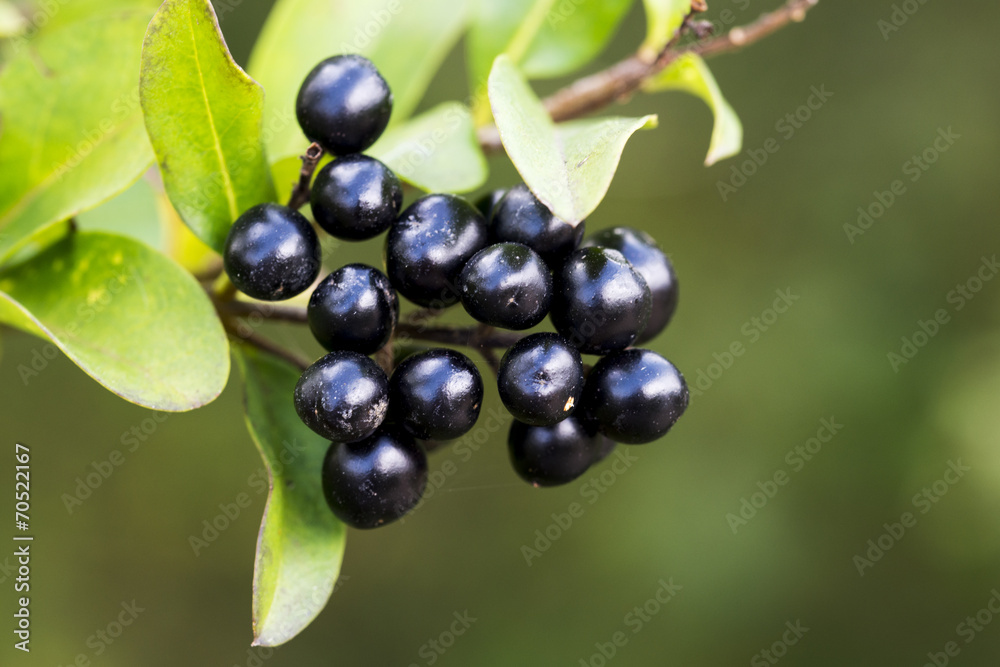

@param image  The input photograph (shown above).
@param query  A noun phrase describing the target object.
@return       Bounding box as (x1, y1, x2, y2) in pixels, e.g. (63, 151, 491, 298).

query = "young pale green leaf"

(140, 0, 277, 254)
(0, 11, 155, 264)
(645, 53, 743, 165)
(488, 55, 657, 224)
(0, 231, 229, 411)
(369, 103, 488, 194)
(640, 0, 692, 59)
(234, 345, 346, 648)
(468, 0, 634, 89)
(249, 0, 469, 162)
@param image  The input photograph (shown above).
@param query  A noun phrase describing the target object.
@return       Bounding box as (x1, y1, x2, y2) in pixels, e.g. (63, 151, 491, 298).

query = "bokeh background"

(3, 0, 1000, 665)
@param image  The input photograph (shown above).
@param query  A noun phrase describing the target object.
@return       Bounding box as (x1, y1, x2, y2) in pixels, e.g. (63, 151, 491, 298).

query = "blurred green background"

(3, 0, 1000, 665)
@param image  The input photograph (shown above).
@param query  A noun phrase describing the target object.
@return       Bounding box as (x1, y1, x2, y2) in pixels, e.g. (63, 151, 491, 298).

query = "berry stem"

(393, 322, 524, 350)
(476, 0, 820, 151)
(286, 142, 325, 211)
(224, 322, 311, 371)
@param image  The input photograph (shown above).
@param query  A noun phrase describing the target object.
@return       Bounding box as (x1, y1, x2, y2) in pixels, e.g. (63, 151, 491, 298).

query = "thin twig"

(404, 306, 447, 325)
(375, 340, 394, 376)
(219, 300, 309, 323)
(477, 0, 820, 151)
(287, 143, 324, 211)
(225, 323, 312, 371)
(394, 323, 524, 349)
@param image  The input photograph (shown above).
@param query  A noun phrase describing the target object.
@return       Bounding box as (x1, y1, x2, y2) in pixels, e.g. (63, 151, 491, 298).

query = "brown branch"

(225, 323, 312, 371)
(287, 143, 324, 211)
(219, 300, 309, 323)
(394, 323, 524, 349)
(477, 0, 820, 151)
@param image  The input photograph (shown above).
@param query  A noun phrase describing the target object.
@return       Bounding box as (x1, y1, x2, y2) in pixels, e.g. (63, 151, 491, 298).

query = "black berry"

(582, 349, 688, 444)
(310, 154, 402, 240)
(474, 188, 507, 220)
(389, 348, 483, 440)
(321, 427, 427, 529)
(384, 194, 488, 308)
(308, 264, 398, 354)
(296, 54, 392, 155)
(583, 227, 678, 343)
(223, 203, 320, 301)
(497, 333, 583, 426)
(550, 247, 651, 355)
(458, 243, 552, 330)
(294, 351, 389, 442)
(490, 184, 585, 266)
(508, 417, 601, 487)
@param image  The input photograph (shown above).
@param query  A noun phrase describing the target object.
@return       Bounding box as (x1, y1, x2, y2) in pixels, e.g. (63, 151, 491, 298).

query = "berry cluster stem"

(476, 0, 820, 151)
(287, 143, 325, 211)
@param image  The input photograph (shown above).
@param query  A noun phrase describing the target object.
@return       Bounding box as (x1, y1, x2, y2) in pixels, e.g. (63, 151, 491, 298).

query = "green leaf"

(645, 53, 743, 165)
(469, 0, 634, 87)
(140, 0, 277, 254)
(234, 345, 346, 648)
(488, 55, 657, 223)
(369, 103, 488, 194)
(0, 231, 229, 411)
(249, 0, 470, 162)
(0, 11, 155, 263)
(640, 0, 692, 59)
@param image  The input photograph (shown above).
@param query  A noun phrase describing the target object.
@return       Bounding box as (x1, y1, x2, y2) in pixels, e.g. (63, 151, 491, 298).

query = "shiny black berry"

(296, 54, 392, 155)
(308, 264, 398, 354)
(497, 333, 583, 426)
(223, 203, 320, 301)
(550, 247, 651, 355)
(474, 188, 507, 220)
(583, 227, 678, 343)
(389, 349, 483, 440)
(384, 194, 488, 308)
(458, 243, 552, 330)
(321, 427, 428, 529)
(581, 349, 688, 444)
(310, 155, 402, 240)
(294, 351, 389, 442)
(490, 184, 585, 266)
(508, 417, 601, 487)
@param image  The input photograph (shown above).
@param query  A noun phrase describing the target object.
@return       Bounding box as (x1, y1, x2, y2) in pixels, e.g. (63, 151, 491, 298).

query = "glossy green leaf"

(645, 53, 742, 165)
(234, 345, 346, 648)
(249, 0, 470, 162)
(640, 0, 691, 59)
(488, 55, 657, 223)
(0, 231, 229, 411)
(469, 0, 634, 89)
(140, 0, 277, 254)
(0, 11, 155, 263)
(370, 103, 488, 194)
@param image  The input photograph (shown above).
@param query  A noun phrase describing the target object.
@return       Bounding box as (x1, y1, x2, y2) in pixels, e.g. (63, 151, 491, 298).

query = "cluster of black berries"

(222, 55, 689, 531)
